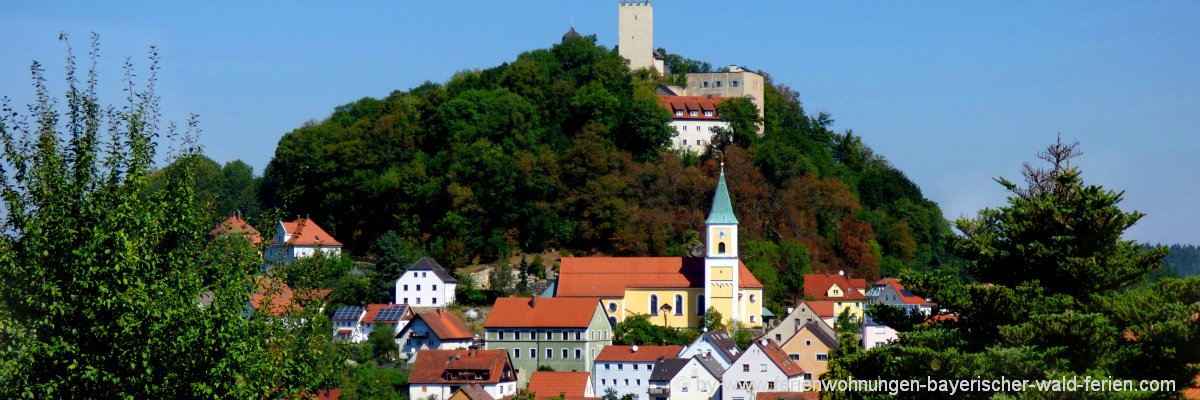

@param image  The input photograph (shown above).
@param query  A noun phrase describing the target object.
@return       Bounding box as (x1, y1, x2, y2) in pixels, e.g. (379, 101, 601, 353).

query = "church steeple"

(706, 164, 739, 225)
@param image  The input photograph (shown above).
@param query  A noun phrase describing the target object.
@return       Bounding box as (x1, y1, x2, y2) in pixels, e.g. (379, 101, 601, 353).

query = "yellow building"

(555, 166, 764, 328)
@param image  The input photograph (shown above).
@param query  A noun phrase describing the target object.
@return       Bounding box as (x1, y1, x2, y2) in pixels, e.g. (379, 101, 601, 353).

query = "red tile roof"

(485, 297, 602, 328)
(595, 345, 683, 363)
(249, 278, 301, 316)
(803, 274, 866, 301)
(758, 339, 806, 377)
(409, 349, 515, 385)
(755, 392, 819, 400)
(805, 300, 838, 319)
(556, 257, 762, 298)
(415, 310, 475, 340)
(362, 304, 412, 324)
(1183, 369, 1200, 399)
(526, 371, 592, 400)
(876, 278, 933, 306)
(658, 95, 728, 121)
(210, 213, 263, 246)
(275, 217, 342, 247)
(317, 389, 341, 400)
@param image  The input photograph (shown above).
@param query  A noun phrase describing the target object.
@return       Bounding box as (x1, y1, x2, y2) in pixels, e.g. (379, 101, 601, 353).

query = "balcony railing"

(647, 387, 670, 395)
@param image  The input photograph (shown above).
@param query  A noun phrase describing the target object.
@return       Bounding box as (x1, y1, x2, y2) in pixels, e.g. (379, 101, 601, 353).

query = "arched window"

(674, 294, 684, 316)
(718, 242, 726, 254)
(649, 294, 659, 315)
(749, 294, 757, 303)
(750, 314, 757, 323)
(608, 316, 617, 330)
(608, 302, 618, 313)
(696, 295, 705, 316)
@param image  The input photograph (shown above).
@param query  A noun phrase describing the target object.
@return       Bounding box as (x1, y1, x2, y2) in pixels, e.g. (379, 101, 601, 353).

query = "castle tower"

(618, 1, 655, 71)
(704, 164, 740, 326)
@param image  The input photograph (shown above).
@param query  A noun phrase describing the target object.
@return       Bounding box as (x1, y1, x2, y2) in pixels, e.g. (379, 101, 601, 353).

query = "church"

(554, 166, 764, 329)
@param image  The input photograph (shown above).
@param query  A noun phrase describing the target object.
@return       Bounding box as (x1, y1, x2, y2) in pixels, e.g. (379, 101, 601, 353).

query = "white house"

(332, 305, 367, 342)
(861, 314, 899, 350)
(395, 257, 458, 307)
(593, 345, 682, 400)
(264, 217, 342, 268)
(658, 95, 731, 154)
(361, 304, 413, 339)
(678, 329, 741, 370)
(722, 339, 809, 400)
(397, 309, 475, 361)
(409, 349, 519, 400)
(647, 355, 725, 400)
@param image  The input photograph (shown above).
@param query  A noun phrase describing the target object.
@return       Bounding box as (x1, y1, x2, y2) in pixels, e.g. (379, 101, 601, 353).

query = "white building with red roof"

(484, 297, 613, 386)
(658, 95, 731, 153)
(721, 339, 810, 400)
(398, 309, 475, 361)
(526, 371, 597, 400)
(593, 345, 683, 400)
(409, 349, 518, 400)
(555, 167, 765, 329)
(265, 217, 342, 267)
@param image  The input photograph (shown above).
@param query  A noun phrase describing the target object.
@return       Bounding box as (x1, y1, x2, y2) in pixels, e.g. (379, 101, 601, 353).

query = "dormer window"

(704, 110, 713, 117)
(689, 110, 699, 116)
(675, 110, 683, 116)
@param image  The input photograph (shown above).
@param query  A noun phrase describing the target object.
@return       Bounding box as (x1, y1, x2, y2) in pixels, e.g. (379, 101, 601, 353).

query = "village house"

(332, 305, 366, 342)
(264, 216, 342, 268)
(778, 322, 838, 383)
(555, 167, 765, 329)
(647, 355, 725, 400)
(865, 278, 934, 315)
(396, 257, 458, 307)
(763, 302, 836, 344)
(360, 303, 413, 339)
(593, 345, 682, 400)
(409, 349, 519, 400)
(484, 297, 613, 386)
(721, 339, 809, 400)
(397, 309, 475, 361)
(802, 273, 868, 323)
(677, 329, 741, 370)
(525, 371, 597, 400)
(658, 95, 730, 153)
(449, 384, 496, 400)
(208, 211, 262, 247)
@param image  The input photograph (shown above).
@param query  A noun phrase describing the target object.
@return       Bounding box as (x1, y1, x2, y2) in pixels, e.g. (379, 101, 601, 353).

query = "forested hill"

(257, 34, 955, 297)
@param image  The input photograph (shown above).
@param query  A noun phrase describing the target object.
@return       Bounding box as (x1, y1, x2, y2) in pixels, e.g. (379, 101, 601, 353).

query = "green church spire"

(706, 164, 739, 225)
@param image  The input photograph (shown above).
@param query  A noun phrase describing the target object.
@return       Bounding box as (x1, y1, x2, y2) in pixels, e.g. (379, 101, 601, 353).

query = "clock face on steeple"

(718, 231, 726, 239)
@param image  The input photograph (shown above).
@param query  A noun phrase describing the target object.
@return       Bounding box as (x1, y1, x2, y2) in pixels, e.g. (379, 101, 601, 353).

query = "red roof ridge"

(485, 297, 601, 328)
(595, 345, 683, 362)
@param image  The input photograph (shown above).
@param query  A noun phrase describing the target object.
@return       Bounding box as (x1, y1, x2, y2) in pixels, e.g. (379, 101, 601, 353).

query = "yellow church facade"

(555, 167, 763, 329)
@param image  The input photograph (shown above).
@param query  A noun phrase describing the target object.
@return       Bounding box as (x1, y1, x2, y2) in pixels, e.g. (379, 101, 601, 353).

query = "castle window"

(702, 81, 710, 88)
(715, 81, 723, 87)
(697, 295, 705, 316)
(650, 294, 659, 315)
(718, 242, 726, 254)
(674, 294, 684, 316)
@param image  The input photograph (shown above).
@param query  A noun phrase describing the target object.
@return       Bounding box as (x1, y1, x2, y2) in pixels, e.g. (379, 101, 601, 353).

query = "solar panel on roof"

(334, 306, 363, 320)
(376, 305, 406, 322)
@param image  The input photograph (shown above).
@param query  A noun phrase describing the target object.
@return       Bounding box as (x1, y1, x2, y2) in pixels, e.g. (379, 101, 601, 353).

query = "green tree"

(367, 325, 398, 364)
(703, 307, 726, 332)
(836, 139, 1200, 399)
(0, 35, 340, 398)
(712, 97, 761, 149)
(339, 363, 406, 400)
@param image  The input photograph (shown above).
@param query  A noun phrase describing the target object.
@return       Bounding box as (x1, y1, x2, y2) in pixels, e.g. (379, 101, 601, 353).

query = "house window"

(695, 125, 700, 131)
(697, 295, 705, 316)
(768, 382, 775, 390)
(575, 349, 582, 359)
(433, 298, 437, 304)
(602, 379, 606, 385)
(403, 285, 409, 290)
(749, 294, 757, 303)
(674, 294, 683, 316)
(416, 298, 421, 304)
(605, 364, 610, 370)
(731, 80, 740, 87)
(742, 364, 749, 372)
(806, 340, 811, 346)
(618, 364, 623, 370)
(675, 110, 683, 116)
(718, 242, 726, 254)
(404, 298, 409, 304)
(416, 285, 421, 291)
(790, 354, 799, 360)
(633, 364, 638, 370)
(514, 348, 521, 359)
(695, 140, 701, 145)
(562, 331, 569, 340)
(649, 294, 659, 315)
(716, 81, 723, 87)
(546, 348, 553, 359)
(625, 379, 629, 385)
(680, 139, 687, 146)
(776, 334, 782, 341)
(562, 348, 568, 359)
(804, 373, 813, 380)
(689, 110, 698, 116)
(531, 348, 537, 358)
(499, 331, 505, 340)
(702, 81, 709, 88)
(433, 285, 437, 291)
(704, 110, 713, 117)
(576, 332, 582, 341)
(817, 354, 829, 361)
(760, 364, 767, 372)
(750, 315, 756, 323)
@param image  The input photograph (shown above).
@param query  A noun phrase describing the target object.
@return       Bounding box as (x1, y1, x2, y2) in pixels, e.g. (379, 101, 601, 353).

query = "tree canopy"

(827, 139, 1200, 399)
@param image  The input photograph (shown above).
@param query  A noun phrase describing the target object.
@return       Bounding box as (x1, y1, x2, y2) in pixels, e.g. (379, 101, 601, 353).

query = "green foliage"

(712, 97, 761, 149)
(834, 139, 1200, 399)
(367, 324, 397, 364)
(147, 155, 263, 224)
(602, 387, 638, 400)
(703, 307, 726, 332)
(834, 307, 861, 333)
(614, 314, 697, 346)
(339, 363, 406, 400)
(729, 320, 753, 351)
(0, 35, 340, 398)
(1160, 244, 1200, 277)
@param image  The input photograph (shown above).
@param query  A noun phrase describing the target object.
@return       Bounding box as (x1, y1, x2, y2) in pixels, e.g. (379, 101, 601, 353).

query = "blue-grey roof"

(706, 167, 739, 225)
(408, 257, 457, 283)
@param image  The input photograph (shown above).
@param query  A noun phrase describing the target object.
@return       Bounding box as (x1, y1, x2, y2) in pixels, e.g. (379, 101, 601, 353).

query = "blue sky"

(2, 1, 1197, 245)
